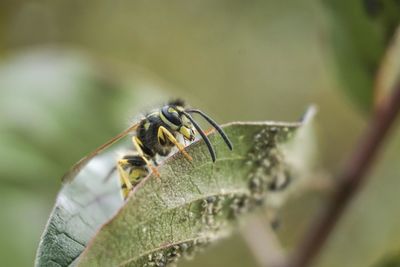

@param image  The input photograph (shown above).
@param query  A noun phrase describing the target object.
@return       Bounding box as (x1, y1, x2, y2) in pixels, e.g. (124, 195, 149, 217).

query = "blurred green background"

(0, 1, 399, 267)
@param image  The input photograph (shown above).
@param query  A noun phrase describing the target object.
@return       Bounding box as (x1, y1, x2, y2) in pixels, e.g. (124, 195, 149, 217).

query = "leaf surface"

(323, 0, 400, 111)
(36, 113, 314, 267)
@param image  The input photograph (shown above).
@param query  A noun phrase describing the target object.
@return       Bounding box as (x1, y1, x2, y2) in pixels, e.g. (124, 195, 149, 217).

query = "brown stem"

(287, 82, 400, 267)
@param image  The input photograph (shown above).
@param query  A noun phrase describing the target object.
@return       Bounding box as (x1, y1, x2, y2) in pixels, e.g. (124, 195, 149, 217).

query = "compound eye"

(161, 106, 182, 127)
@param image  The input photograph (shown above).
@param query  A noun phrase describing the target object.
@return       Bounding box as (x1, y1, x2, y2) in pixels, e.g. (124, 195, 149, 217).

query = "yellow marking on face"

(181, 115, 191, 125)
(180, 126, 191, 140)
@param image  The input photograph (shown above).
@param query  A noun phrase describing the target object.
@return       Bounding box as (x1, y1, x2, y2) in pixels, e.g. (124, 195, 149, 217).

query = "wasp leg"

(158, 126, 193, 161)
(131, 136, 160, 177)
(118, 155, 150, 199)
(117, 159, 133, 199)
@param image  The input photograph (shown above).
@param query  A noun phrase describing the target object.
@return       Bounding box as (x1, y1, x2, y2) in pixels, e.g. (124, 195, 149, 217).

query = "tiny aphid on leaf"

(62, 99, 233, 199)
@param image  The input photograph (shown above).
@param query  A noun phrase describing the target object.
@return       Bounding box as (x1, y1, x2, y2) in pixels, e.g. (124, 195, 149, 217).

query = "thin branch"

(287, 81, 400, 267)
(241, 215, 286, 267)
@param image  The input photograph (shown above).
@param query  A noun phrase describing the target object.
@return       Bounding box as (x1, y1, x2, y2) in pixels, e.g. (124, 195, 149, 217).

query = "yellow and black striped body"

(118, 154, 149, 198)
(136, 112, 178, 159)
(117, 99, 233, 199)
(118, 110, 187, 199)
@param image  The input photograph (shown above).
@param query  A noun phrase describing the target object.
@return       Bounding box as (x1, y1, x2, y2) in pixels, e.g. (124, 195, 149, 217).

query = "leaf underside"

(36, 119, 309, 267)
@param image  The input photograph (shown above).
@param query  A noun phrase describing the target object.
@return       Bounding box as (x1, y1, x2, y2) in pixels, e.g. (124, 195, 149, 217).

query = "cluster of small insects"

(246, 127, 292, 202)
(201, 195, 225, 228)
(143, 238, 211, 267)
(63, 99, 233, 199)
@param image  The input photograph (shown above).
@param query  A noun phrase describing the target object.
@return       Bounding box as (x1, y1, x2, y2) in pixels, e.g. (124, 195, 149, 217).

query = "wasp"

(62, 99, 233, 199)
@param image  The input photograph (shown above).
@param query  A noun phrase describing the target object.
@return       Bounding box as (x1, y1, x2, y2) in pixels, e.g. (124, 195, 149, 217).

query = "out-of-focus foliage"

(314, 126, 400, 267)
(0, 0, 329, 121)
(322, 0, 400, 111)
(372, 252, 400, 267)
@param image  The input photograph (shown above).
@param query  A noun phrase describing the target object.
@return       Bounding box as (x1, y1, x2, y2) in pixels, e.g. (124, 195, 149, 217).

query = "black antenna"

(182, 111, 216, 162)
(186, 109, 233, 150)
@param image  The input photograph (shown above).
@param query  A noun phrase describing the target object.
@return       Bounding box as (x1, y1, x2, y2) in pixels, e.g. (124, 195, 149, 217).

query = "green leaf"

(323, 0, 400, 112)
(35, 149, 124, 267)
(36, 110, 315, 267)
